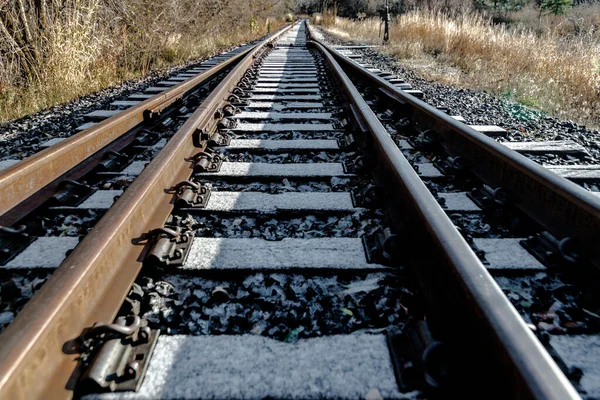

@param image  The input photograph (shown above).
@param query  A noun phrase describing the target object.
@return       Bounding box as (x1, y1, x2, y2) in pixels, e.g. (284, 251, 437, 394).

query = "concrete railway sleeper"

(0, 20, 590, 400)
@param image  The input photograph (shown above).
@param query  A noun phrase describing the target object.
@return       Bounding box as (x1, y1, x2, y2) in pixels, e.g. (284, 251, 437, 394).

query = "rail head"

(0, 23, 292, 400)
(308, 34, 580, 400)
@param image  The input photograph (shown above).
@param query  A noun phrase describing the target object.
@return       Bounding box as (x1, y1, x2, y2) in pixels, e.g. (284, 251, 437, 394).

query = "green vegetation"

(502, 93, 546, 122)
(539, 0, 573, 16)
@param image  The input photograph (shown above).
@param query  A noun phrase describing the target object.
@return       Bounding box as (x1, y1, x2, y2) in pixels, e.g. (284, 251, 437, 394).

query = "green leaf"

(340, 307, 354, 316)
(283, 326, 305, 343)
(520, 301, 532, 308)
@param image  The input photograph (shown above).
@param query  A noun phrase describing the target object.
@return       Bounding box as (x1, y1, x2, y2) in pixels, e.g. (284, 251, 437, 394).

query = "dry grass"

(500, 3, 600, 37)
(0, 0, 286, 122)
(320, 10, 600, 128)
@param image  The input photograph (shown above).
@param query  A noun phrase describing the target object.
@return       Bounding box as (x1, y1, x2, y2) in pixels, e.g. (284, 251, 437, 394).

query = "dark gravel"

(0, 271, 52, 331)
(125, 272, 416, 340)
(234, 131, 342, 140)
(207, 176, 369, 193)
(191, 211, 388, 240)
(22, 210, 100, 237)
(0, 43, 254, 162)
(496, 274, 600, 336)
(221, 150, 353, 163)
(314, 27, 600, 162)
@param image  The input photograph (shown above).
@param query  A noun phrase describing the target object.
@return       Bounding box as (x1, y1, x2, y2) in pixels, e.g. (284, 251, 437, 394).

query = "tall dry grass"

(496, 3, 600, 38)
(321, 10, 600, 128)
(0, 0, 286, 122)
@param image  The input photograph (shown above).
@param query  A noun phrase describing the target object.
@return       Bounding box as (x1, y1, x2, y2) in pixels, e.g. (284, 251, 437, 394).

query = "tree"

(474, 0, 528, 13)
(539, 0, 573, 15)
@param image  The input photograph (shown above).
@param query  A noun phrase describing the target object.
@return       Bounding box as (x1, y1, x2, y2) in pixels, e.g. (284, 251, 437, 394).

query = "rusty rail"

(308, 35, 580, 399)
(0, 41, 254, 226)
(0, 24, 290, 400)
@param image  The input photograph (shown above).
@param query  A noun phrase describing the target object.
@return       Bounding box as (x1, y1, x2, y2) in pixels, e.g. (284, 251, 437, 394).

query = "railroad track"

(0, 19, 598, 399)
(308, 26, 600, 398)
(0, 30, 282, 319)
(0, 29, 278, 343)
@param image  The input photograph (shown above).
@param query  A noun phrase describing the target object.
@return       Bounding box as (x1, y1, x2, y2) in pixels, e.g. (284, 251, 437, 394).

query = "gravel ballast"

(125, 272, 414, 340)
(314, 27, 600, 165)
(0, 42, 256, 162)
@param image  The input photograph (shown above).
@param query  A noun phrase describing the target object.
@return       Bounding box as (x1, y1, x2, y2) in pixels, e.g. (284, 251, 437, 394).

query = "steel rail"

(0, 40, 256, 226)
(0, 24, 291, 400)
(309, 38, 580, 399)
(309, 30, 600, 268)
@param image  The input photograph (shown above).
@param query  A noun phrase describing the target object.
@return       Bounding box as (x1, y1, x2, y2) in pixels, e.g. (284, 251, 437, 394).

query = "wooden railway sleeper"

(77, 315, 159, 394)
